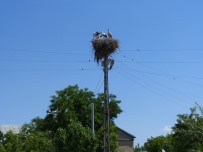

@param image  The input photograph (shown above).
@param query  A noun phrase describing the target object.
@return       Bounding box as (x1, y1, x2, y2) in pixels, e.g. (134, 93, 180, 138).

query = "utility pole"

(92, 30, 118, 152)
(91, 103, 95, 135)
(103, 56, 110, 152)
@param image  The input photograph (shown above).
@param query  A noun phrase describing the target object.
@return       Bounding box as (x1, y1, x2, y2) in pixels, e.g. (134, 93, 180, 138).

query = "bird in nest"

(93, 31, 100, 40)
(108, 29, 113, 39)
(100, 32, 107, 39)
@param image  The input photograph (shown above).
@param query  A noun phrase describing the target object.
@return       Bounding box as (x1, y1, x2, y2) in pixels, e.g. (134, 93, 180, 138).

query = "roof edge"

(117, 126, 136, 138)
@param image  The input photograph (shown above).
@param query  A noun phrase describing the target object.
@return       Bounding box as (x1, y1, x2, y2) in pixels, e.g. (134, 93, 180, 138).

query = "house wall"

(117, 128, 135, 152)
(118, 140, 133, 147)
(118, 129, 134, 147)
(119, 146, 134, 152)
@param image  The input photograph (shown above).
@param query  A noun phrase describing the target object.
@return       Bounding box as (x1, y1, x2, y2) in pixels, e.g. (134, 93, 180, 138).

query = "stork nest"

(92, 39, 119, 63)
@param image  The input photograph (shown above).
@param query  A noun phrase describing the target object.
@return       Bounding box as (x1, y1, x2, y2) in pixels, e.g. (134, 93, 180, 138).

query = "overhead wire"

(95, 80, 104, 95)
(117, 60, 203, 64)
(114, 67, 188, 109)
(1, 47, 203, 64)
(115, 65, 202, 104)
(121, 71, 193, 108)
(115, 60, 203, 103)
(2, 48, 203, 52)
(116, 60, 203, 80)
(1, 48, 203, 55)
(116, 66, 203, 80)
(1, 47, 203, 95)
(0, 59, 94, 63)
(115, 53, 203, 64)
(121, 49, 203, 52)
(0, 48, 90, 55)
(1, 58, 203, 64)
(94, 71, 104, 94)
(116, 49, 203, 65)
(181, 79, 203, 88)
(0, 68, 100, 72)
(116, 59, 203, 97)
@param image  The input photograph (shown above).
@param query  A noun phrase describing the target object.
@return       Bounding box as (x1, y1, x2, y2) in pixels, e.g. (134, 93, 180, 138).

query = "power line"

(95, 80, 104, 95)
(1, 48, 203, 54)
(116, 61, 203, 88)
(182, 79, 203, 88)
(117, 60, 203, 64)
(0, 59, 94, 63)
(122, 49, 203, 52)
(116, 67, 202, 102)
(1, 59, 203, 64)
(0, 48, 90, 55)
(114, 68, 188, 109)
(94, 71, 103, 94)
(115, 65, 203, 80)
(0, 68, 100, 72)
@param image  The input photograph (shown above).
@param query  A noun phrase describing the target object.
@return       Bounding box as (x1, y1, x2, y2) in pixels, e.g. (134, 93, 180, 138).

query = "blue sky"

(1, 0, 203, 145)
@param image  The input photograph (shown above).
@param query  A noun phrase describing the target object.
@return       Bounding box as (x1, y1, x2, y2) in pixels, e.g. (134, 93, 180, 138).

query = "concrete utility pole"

(92, 30, 118, 152)
(103, 56, 110, 152)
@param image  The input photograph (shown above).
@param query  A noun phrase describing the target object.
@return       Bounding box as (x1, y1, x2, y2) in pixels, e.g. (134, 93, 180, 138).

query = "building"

(117, 127, 136, 152)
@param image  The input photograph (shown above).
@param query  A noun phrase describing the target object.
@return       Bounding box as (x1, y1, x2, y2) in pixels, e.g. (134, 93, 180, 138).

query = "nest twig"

(92, 39, 119, 63)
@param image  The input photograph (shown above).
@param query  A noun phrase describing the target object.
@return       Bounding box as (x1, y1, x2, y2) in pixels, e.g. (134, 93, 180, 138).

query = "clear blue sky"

(1, 0, 203, 146)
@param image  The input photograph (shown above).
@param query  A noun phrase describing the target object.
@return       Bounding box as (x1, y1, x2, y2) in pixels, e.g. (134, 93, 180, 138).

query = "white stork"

(107, 29, 113, 39)
(100, 32, 107, 39)
(93, 31, 100, 40)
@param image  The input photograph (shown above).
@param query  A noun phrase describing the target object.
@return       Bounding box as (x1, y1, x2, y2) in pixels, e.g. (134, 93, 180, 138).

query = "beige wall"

(119, 146, 134, 152)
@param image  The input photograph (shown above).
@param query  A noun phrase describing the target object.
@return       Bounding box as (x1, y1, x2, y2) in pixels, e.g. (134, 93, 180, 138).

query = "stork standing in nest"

(100, 32, 107, 39)
(107, 29, 113, 39)
(93, 31, 100, 40)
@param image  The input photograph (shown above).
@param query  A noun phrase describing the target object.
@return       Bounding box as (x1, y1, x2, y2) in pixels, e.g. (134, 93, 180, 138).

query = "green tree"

(144, 134, 173, 152)
(172, 103, 203, 152)
(0, 124, 54, 152)
(0, 131, 6, 152)
(134, 144, 145, 152)
(2, 131, 22, 152)
(54, 119, 96, 152)
(0, 144, 6, 152)
(19, 124, 54, 152)
(34, 85, 122, 151)
(0, 85, 122, 151)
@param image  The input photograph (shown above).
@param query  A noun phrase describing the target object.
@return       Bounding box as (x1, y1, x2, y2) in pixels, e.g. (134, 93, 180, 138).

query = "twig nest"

(92, 39, 119, 63)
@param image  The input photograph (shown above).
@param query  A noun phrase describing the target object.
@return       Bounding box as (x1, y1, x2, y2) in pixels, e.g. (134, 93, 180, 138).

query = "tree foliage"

(134, 144, 145, 152)
(0, 85, 122, 152)
(0, 125, 54, 152)
(144, 135, 173, 152)
(172, 103, 203, 152)
(2, 131, 22, 152)
(143, 103, 203, 152)
(41, 85, 122, 132)
(38, 85, 122, 151)
(54, 119, 97, 152)
(20, 124, 54, 152)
